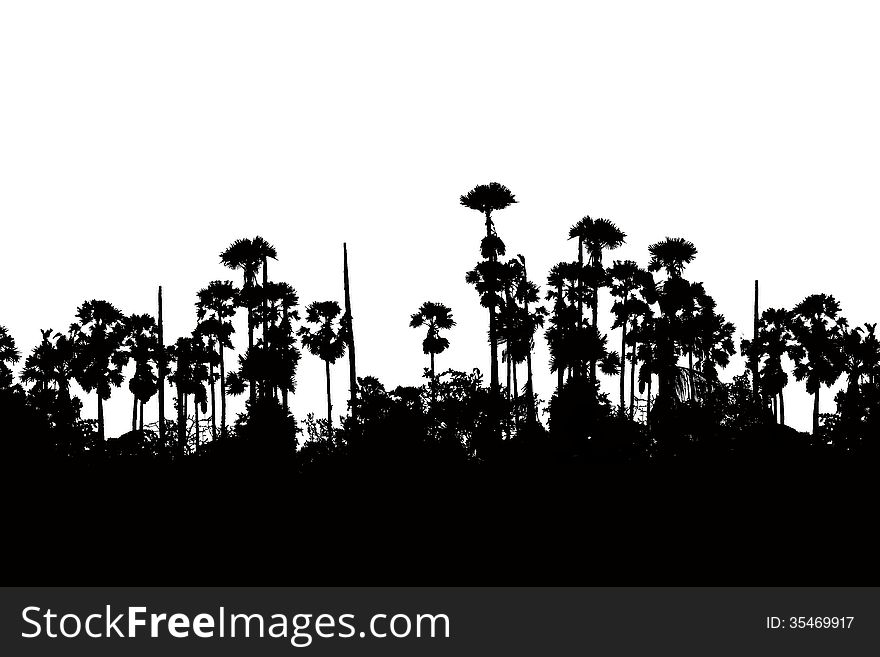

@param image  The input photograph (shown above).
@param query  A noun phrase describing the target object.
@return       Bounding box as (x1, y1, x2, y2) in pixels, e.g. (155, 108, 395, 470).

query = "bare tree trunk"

(752, 280, 760, 399)
(343, 243, 357, 420)
(157, 286, 165, 446)
(813, 389, 820, 435)
(132, 393, 138, 432)
(779, 389, 785, 426)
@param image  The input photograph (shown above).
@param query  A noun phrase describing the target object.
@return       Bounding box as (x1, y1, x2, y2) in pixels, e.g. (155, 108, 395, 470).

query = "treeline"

(2, 182, 878, 468)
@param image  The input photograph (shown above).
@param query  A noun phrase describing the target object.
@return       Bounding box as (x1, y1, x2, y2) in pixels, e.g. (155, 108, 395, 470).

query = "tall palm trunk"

(812, 389, 820, 435)
(526, 349, 536, 425)
(157, 286, 165, 446)
(209, 342, 217, 442)
(556, 279, 564, 394)
(177, 383, 185, 457)
(591, 279, 599, 385)
(261, 256, 269, 401)
(484, 212, 500, 397)
(577, 237, 584, 329)
(325, 359, 333, 438)
(512, 362, 518, 427)
(247, 309, 255, 407)
(194, 397, 200, 453)
(97, 395, 105, 448)
(282, 306, 290, 417)
(619, 315, 627, 414)
(430, 351, 436, 405)
(506, 351, 511, 402)
(219, 339, 227, 438)
(629, 339, 637, 420)
(752, 280, 760, 399)
(688, 349, 694, 401)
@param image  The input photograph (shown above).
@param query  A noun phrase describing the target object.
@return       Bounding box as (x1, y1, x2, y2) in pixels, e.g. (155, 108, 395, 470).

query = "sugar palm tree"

(124, 314, 159, 432)
(0, 325, 21, 390)
(788, 294, 847, 435)
(298, 301, 347, 437)
(70, 300, 130, 448)
(21, 329, 81, 430)
(608, 260, 650, 414)
(648, 237, 698, 279)
(460, 182, 516, 398)
(509, 255, 546, 425)
(21, 329, 55, 395)
(569, 217, 625, 383)
(261, 281, 301, 414)
(647, 238, 698, 408)
(220, 237, 276, 406)
(410, 301, 455, 403)
(744, 307, 793, 423)
(196, 281, 237, 439)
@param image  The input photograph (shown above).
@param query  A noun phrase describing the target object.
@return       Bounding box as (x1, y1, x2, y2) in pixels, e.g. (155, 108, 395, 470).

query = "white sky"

(2, 1, 879, 435)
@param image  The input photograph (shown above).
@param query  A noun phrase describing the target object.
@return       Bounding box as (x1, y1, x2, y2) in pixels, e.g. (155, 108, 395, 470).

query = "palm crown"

(648, 238, 698, 278)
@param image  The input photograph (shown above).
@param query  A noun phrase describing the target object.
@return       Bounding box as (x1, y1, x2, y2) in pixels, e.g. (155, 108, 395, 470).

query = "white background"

(2, 1, 878, 435)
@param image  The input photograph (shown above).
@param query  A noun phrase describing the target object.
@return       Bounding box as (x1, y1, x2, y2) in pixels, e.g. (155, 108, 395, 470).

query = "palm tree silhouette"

(647, 238, 698, 408)
(298, 301, 347, 437)
(124, 314, 159, 432)
(70, 300, 129, 448)
(256, 281, 301, 412)
(21, 329, 55, 396)
(0, 325, 21, 390)
(21, 329, 81, 433)
(745, 307, 793, 424)
(608, 260, 650, 414)
(569, 217, 625, 382)
(460, 182, 517, 399)
(196, 281, 237, 439)
(410, 301, 455, 403)
(220, 237, 277, 407)
(506, 256, 546, 425)
(788, 293, 847, 435)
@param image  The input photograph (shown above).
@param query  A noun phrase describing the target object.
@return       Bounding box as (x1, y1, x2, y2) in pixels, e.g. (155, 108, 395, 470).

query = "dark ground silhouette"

(2, 182, 878, 583)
